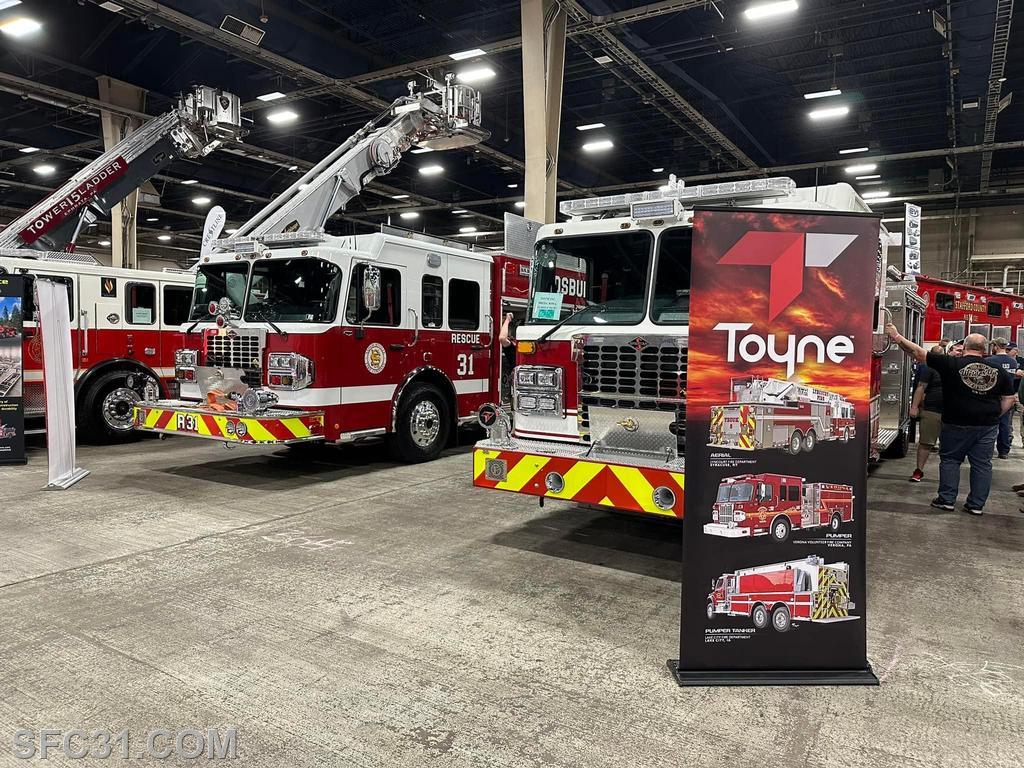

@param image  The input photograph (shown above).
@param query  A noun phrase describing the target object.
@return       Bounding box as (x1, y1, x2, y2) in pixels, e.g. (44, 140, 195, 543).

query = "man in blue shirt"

(986, 337, 1019, 459)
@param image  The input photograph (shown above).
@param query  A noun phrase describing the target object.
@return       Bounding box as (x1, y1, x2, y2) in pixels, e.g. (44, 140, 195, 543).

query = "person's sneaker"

(930, 498, 955, 511)
(1013, 482, 1024, 491)
(998, 453, 1009, 460)
(963, 505, 984, 516)
(909, 469, 924, 482)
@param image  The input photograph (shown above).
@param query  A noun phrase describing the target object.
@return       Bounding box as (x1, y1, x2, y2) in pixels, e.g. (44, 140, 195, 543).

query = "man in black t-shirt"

(985, 337, 1020, 458)
(886, 326, 1015, 516)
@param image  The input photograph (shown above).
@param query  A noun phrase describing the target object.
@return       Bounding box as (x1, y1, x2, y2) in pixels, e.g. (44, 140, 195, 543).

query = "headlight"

(734, 511, 746, 521)
(175, 349, 199, 367)
(267, 352, 314, 390)
(516, 368, 536, 387)
(536, 370, 556, 387)
(518, 395, 538, 410)
(712, 509, 719, 522)
(537, 395, 557, 411)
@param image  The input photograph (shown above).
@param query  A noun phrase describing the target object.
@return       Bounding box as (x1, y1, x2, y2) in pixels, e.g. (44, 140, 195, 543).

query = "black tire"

(770, 515, 792, 543)
(883, 428, 910, 459)
(751, 604, 769, 630)
(788, 430, 803, 455)
(830, 512, 842, 531)
(706, 602, 715, 621)
(771, 604, 792, 633)
(78, 370, 143, 444)
(389, 382, 451, 463)
(802, 430, 817, 453)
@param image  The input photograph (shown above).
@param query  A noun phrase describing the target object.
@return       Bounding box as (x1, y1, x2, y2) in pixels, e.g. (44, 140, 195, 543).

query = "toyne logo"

(718, 231, 858, 320)
(714, 323, 854, 378)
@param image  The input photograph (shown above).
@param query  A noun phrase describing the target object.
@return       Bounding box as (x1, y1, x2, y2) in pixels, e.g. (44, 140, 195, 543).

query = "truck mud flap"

(473, 447, 685, 518)
(134, 401, 325, 445)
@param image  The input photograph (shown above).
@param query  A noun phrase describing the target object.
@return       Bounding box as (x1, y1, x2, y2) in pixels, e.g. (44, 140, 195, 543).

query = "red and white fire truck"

(473, 179, 905, 518)
(133, 78, 537, 461)
(912, 274, 1024, 347)
(0, 421, 15, 439)
(709, 377, 855, 455)
(703, 473, 854, 542)
(0, 85, 244, 440)
(706, 555, 855, 632)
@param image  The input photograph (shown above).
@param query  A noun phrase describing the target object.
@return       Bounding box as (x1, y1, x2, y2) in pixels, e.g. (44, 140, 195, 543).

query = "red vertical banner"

(670, 207, 880, 686)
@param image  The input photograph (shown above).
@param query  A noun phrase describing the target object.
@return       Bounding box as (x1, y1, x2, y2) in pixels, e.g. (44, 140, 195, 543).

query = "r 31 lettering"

(175, 413, 199, 431)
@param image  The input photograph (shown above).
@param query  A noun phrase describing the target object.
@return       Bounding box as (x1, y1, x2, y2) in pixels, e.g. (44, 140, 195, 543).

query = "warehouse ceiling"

(0, 0, 1021, 264)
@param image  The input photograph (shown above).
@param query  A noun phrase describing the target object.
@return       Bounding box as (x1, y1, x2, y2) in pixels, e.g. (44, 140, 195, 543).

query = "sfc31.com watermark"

(12, 728, 237, 760)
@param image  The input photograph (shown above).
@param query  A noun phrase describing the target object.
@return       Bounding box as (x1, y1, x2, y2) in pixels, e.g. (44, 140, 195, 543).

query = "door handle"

(80, 309, 89, 356)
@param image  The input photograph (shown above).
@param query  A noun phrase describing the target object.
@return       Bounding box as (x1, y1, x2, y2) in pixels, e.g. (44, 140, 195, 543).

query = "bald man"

(886, 327, 1015, 516)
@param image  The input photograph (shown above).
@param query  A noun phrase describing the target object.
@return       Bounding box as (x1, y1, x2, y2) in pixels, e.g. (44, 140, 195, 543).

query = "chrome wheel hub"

(102, 387, 140, 432)
(409, 400, 440, 448)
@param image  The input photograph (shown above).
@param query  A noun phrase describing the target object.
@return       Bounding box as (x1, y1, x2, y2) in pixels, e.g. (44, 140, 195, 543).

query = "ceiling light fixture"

(33, 164, 55, 176)
(18, 146, 38, 153)
(514, 201, 526, 209)
(582, 139, 614, 153)
(146, 217, 158, 222)
(507, 183, 518, 189)
(457, 66, 496, 84)
(459, 226, 477, 233)
(576, 122, 606, 131)
(845, 164, 877, 174)
(808, 105, 849, 120)
(652, 167, 665, 173)
(157, 234, 172, 241)
(399, 211, 420, 220)
(225, 228, 239, 234)
(743, 1, 799, 21)
(593, 54, 613, 65)
(0, 17, 42, 37)
(98, 240, 111, 246)
(839, 146, 870, 154)
(449, 48, 486, 61)
(451, 209, 468, 214)
(391, 194, 410, 200)
(257, 91, 286, 101)
(266, 109, 298, 124)
(192, 196, 212, 205)
(855, 174, 881, 180)
(861, 190, 890, 200)
(181, 179, 198, 185)
(803, 88, 842, 100)
(418, 165, 444, 176)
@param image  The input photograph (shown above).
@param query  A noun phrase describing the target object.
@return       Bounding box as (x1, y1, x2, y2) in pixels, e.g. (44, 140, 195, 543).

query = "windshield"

(190, 264, 249, 320)
(528, 232, 652, 325)
(245, 258, 343, 323)
(716, 483, 754, 503)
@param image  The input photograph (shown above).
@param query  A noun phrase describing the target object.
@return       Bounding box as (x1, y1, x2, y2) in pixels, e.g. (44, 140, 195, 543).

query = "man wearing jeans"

(985, 337, 1019, 458)
(886, 326, 1015, 516)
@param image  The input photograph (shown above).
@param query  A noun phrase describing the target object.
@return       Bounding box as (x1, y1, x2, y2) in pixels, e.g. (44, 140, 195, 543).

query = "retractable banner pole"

(36, 278, 89, 490)
(670, 207, 879, 686)
(0, 274, 26, 466)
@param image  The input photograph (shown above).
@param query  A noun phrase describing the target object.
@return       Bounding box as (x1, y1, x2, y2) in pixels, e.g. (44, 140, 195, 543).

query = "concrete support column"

(521, 0, 566, 224)
(97, 76, 147, 269)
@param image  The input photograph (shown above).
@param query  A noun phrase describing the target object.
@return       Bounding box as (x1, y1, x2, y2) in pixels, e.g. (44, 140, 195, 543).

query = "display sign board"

(670, 208, 879, 686)
(904, 203, 922, 275)
(0, 275, 26, 465)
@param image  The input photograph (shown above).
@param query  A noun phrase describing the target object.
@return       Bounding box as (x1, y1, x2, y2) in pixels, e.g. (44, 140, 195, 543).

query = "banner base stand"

(667, 660, 879, 687)
(45, 467, 90, 490)
(0, 459, 28, 466)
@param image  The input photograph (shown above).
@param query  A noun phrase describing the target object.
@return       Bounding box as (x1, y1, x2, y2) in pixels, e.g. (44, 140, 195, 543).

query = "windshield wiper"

(536, 302, 609, 345)
(248, 308, 288, 338)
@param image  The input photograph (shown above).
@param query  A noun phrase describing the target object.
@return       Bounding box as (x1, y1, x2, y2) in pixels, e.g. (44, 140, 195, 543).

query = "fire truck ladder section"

(134, 77, 489, 446)
(0, 85, 245, 254)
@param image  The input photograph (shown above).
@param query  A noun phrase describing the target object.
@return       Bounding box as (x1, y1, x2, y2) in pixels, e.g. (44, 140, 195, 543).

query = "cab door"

(446, 256, 492, 419)
(91, 274, 127, 363)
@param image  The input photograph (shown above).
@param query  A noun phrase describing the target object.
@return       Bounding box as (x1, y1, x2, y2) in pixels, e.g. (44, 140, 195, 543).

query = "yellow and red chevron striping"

(134, 404, 324, 444)
(473, 447, 685, 517)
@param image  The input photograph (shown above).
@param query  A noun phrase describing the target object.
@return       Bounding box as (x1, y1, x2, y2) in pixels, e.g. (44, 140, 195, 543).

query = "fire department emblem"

(28, 332, 42, 363)
(629, 337, 649, 352)
(364, 343, 387, 374)
(616, 418, 640, 432)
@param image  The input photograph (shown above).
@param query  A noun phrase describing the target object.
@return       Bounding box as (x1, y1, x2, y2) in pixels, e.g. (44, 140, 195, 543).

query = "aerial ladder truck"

(132, 76, 502, 460)
(0, 85, 245, 440)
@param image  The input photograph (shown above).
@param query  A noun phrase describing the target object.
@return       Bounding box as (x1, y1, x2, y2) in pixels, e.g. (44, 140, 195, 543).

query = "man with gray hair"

(886, 327, 1015, 515)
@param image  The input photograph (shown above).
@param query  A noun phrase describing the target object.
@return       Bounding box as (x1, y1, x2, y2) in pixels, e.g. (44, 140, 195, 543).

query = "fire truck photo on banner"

(0, 275, 26, 465)
(671, 207, 879, 686)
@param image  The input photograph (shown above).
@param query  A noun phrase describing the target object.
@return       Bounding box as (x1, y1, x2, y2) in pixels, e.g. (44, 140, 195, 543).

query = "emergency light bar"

(559, 176, 797, 220)
(212, 229, 327, 253)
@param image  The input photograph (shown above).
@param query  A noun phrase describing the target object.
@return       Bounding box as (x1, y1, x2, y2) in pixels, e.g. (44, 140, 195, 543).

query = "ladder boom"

(0, 85, 245, 252)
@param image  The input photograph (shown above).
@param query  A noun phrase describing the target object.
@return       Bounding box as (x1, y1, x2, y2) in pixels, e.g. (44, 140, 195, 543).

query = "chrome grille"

(577, 336, 687, 447)
(717, 503, 734, 524)
(204, 331, 264, 370)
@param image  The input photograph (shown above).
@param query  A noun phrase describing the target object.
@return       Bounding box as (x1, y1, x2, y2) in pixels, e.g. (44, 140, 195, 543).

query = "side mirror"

(362, 265, 382, 314)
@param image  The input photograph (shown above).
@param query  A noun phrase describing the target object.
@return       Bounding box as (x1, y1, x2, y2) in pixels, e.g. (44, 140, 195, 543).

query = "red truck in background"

(913, 275, 1024, 347)
(703, 473, 854, 542)
(707, 555, 855, 632)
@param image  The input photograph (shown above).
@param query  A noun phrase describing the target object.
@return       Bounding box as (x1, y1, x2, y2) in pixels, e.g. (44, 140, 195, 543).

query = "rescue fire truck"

(0, 421, 15, 439)
(912, 274, 1024, 348)
(709, 377, 855, 455)
(133, 77, 533, 461)
(703, 473, 854, 542)
(0, 85, 244, 440)
(706, 555, 855, 632)
(473, 179, 903, 518)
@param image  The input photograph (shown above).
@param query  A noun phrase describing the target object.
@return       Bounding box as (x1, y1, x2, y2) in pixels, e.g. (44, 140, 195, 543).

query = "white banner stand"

(36, 278, 89, 490)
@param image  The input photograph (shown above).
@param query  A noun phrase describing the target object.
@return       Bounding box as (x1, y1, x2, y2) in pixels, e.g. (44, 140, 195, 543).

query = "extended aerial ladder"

(210, 75, 488, 253)
(0, 85, 245, 254)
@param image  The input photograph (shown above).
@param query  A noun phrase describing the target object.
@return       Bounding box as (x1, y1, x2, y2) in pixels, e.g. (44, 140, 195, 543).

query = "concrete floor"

(0, 432, 1021, 767)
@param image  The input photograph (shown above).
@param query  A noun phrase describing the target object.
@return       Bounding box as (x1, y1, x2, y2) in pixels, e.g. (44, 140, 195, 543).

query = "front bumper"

(473, 437, 685, 518)
(702, 522, 751, 538)
(134, 400, 325, 445)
